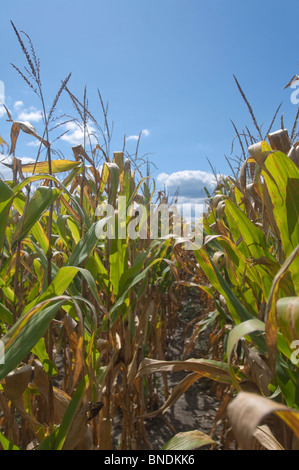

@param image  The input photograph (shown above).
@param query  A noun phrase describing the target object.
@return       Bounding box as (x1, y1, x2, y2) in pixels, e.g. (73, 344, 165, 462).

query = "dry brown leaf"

(0, 392, 20, 445)
(253, 424, 285, 450)
(71, 334, 85, 391)
(284, 74, 299, 89)
(227, 392, 299, 450)
(99, 417, 113, 450)
(2, 364, 32, 401)
(59, 194, 82, 222)
(63, 314, 77, 339)
(2, 103, 49, 153)
(288, 144, 299, 169)
(15, 121, 49, 147)
(72, 144, 94, 165)
(127, 347, 138, 388)
(11, 396, 45, 438)
(62, 404, 93, 450)
(52, 387, 71, 423)
(136, 357, 231, 384)
(242, 342, 272, 396)
(9, 122, 20, 155)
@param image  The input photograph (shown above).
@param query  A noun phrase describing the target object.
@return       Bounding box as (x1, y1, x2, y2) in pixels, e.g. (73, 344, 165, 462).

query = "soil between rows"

(143, 314, 222, 450)
(111, 290, 227, 451)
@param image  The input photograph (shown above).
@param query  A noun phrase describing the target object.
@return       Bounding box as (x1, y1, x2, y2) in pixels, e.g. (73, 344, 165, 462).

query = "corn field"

(0, 23, 299, 451)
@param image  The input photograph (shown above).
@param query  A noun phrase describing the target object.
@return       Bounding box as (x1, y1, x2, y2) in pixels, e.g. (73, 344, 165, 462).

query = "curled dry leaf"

(136, 357, 231, 384)
(62, 404, 93, 450)
(2, 103, 49, 154)
(268, 129, 291, 154)
(13, 121, 50, 152)
(227, 392, 299, 450)
(242, 342, 273, 397)
(253, 424, 284, 450)
(135, 357, 231, 420)
(9, 122, 20, 156)
(72, 144, 94, 165)
(2, 364, 32, 401)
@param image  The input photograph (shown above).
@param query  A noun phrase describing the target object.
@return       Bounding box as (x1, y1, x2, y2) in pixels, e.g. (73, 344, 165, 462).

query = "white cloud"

(17, 107, 43, 123)
(155, 169, 226, 223)
(60, 121, 97, 146)
(157, 169, 222, 204)
(9, 102, 43, 123)
(126, 129, 150, 141)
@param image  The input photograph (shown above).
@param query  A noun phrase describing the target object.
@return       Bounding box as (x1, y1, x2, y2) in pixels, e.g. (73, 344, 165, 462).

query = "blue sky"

(1, 0, 299, 203)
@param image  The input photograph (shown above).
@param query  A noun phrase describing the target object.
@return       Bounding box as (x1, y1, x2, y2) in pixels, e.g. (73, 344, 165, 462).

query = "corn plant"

(162, 129, 299, 449)
(135, 126, 299, 449)
(0, 24, 187, 450)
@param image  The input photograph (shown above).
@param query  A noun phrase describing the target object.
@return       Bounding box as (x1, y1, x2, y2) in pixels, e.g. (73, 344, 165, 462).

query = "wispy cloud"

(14, 100, 24, 110)
(26, 140, 41, 147)
(126, 129, 150, 141)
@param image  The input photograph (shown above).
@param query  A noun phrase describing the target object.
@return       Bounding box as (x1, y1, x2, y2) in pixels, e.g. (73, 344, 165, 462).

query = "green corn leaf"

(13, 186, 61, 246)
(31, 337, 57, 376)
(0, 298, 66, 381)
(0, 430, 20, 450)
(23, 266, 79, 314)
(0, 180, 14, 251)
(262, 152, 299, 292)
(0, 302, 13, 325)
(66, 217, 111, 268)
(265, 245, 299, 373)
(13, 191, 51, 255)
(194, 248, 254, 323)
(0, 265, 88, 380)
